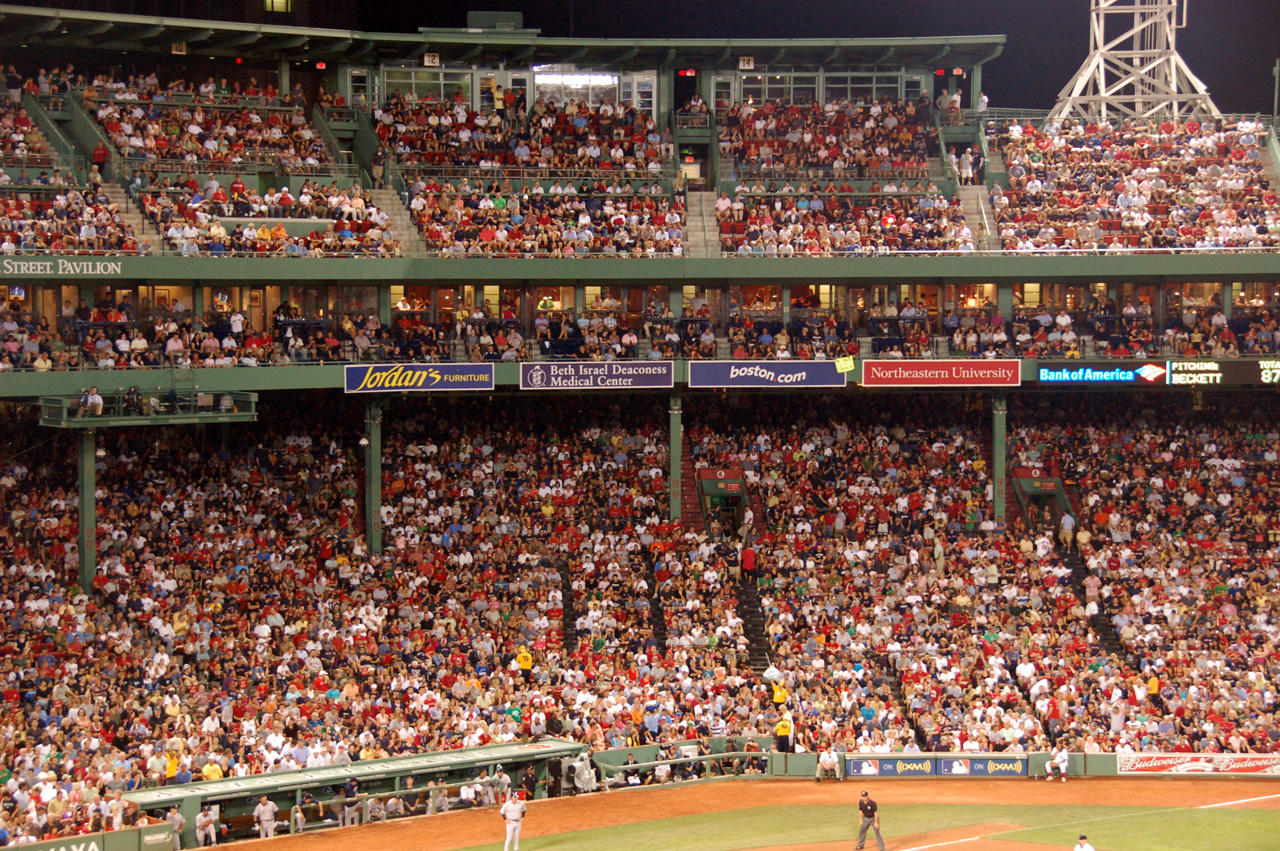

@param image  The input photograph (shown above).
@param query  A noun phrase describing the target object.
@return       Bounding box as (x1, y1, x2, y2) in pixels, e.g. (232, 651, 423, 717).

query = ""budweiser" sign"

(1116, 754, 1280, 775)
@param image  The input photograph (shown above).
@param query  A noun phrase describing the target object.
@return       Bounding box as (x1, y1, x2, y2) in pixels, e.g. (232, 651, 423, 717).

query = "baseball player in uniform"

(342, 779, 361, 825)
(252, 796, 279, 839)
(1046, 746, 1069, 782)
(499, 793, 526, 851)
(195, 806, 217, 847)
(854, 790, 885, 851)
(167, 806, 186, 850)
(1074, 835, 1095, 851)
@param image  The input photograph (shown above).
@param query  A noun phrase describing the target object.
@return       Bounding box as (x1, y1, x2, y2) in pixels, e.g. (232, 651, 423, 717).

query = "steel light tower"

(1049, 0, 1220, 122)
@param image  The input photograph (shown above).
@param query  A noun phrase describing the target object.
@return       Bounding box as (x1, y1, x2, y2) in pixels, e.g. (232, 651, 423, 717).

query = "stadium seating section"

(990, 117, 1277, 252)
(2, 392, 1273, 837)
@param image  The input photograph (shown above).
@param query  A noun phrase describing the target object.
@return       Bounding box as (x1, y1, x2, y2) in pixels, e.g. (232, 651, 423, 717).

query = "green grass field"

(455, 803, 1280, 851)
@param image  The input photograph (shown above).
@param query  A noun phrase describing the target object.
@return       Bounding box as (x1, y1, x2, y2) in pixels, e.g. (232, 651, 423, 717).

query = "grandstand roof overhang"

(0, 4, 1005, 70)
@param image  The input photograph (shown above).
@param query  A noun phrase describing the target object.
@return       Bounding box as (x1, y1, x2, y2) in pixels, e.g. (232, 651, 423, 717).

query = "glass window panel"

(791, 76, 816, 106)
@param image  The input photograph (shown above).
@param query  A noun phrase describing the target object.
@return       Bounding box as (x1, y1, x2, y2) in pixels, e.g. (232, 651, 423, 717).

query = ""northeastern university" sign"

(862, 360, 1021, 388)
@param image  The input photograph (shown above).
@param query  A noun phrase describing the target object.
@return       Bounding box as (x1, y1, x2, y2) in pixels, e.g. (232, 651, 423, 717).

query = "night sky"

(359, 0, 1280, 115)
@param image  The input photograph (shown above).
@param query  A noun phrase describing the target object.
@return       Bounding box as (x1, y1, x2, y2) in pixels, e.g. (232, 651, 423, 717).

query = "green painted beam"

(42, 412, 257, 429)
(364, 400, 383, 553)
(992, 393, 1007, 528)
(5, 252, 1280, 283)
(669, 393, 682, 522)
(77, 429, 95, 592)
(0, 365, 348, 399)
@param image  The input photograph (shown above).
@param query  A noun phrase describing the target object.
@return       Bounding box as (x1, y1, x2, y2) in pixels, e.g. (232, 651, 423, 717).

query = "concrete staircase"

(733, 572, 771, 675)
(957, 183, 998, 250)
(679, 428, 704, 533)
(102, 184, 153, 243)
(370, 189, 430, 257)
(561, 562, 579, 652)
(644, 555, 667, 652)
(683, 191, 718, 258)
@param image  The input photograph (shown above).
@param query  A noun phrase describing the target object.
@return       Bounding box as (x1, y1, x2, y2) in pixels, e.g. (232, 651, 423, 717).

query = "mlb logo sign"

(940, 758, 971, 775)
(848, 760, 880, 776)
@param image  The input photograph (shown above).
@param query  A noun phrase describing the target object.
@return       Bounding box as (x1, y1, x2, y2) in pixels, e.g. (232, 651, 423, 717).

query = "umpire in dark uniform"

(855, 790, 885, 851)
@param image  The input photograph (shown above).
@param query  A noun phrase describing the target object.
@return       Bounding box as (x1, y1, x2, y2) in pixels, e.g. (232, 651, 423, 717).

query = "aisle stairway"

(645, 555, 667, 652)
(1063, 544, 1127, 660)
(371, 189, 430, 256)
(876, 650, 928, 748)
(746, 479, 767, 538)
(957, 184, 998, 250)
(560, 558, 579, 651)
(679, 429, 704, 532)
(682, 191, 717, 258)
(104, 185, 152, 242)
(733, 572, 771, 675)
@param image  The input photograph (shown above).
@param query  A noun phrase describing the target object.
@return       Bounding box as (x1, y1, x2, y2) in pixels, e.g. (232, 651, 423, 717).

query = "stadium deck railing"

(717, 244, 1280, 258)
(7, 243, 1279, 259)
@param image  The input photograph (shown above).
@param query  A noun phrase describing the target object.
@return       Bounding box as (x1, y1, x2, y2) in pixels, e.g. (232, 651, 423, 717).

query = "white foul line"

(897, 837, 981, 851)
(1198, 793, 1280, 809)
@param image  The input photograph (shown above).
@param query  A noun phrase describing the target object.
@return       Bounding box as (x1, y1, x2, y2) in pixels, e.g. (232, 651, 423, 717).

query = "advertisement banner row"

(844, 756, 1027, 778)
(344, 359, 1280, 393)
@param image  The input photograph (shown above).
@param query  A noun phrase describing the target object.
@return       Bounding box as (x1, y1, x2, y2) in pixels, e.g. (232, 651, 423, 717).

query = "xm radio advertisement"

(842, 756, 1027, 777)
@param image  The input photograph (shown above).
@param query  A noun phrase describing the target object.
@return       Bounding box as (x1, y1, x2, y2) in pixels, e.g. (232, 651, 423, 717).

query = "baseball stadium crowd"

(717, 180, 974, 256)
(717, 98, 936, 180)
(0, 102, 50, 166)
(403, 176, 685, 257)
(989, 116, 1279, 253)
(137, 176, 403, 258)
(0, 392, 1274, 840)
(1007, 397, 1280, 753)
(376, 94, 669, 176)
(89, 83, 328, 169)
(0, 184, 143, 256)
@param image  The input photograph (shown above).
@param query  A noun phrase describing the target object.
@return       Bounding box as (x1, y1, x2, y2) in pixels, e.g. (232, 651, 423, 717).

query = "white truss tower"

(1049, 0, 1220, 123)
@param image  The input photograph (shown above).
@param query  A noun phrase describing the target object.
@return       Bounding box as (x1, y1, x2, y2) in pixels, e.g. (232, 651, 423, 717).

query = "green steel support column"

(971, 64, 983, 112)
(575, 284, 586, 318)
(1106, 282, 1119, 311)
(996, 282, 1013, 323)
(78, 283, 94, 311)
(669, 393, 682, 521)
(364, 400, 383, 553)
(78, 430, 96, 591)
(378, 286, 392, 327)
(1223, 282, 1236, 321)
(658, 71, 675, 131)
(993, 393, 1007, 528)
(192, 286, 205, 331)
(781, 283, 792, 327)
(669, 286, 684, 318)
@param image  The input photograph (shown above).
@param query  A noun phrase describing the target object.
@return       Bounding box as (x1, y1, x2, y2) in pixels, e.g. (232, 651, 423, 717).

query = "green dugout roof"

(0, 3, 1004, 70)
(124, 737, 586, 809)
